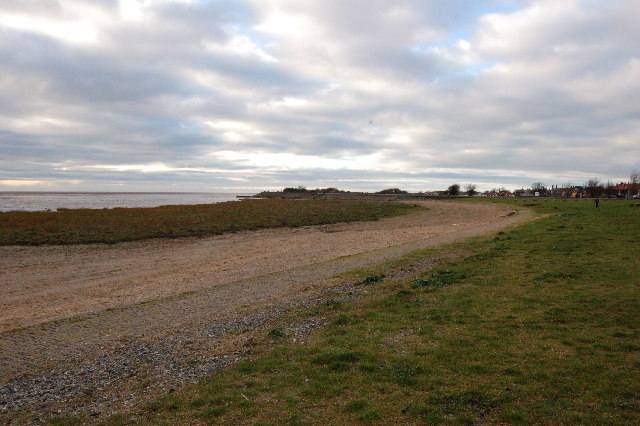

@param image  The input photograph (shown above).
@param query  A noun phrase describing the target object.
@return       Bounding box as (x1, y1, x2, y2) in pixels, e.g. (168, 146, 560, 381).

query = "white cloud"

(0, 13, 98, 44)
(0, 0, 638, 192)
(0, 180, 51, 187)
(210, 150, 408, 173)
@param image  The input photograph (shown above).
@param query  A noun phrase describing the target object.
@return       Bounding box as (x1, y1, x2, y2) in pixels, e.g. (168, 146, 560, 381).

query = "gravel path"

(0, 201, 532, 423)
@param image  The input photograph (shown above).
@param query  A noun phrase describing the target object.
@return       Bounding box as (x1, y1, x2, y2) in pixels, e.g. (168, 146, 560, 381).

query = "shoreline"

(0, 192, 251, 213)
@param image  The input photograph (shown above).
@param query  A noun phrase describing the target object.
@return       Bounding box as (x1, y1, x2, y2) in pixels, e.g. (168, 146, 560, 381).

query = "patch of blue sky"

(441, 26, 473, 47)
(463, 61, 499, 76)
(410, 1, 521, 79)
(440, 0, 526, 45)
(410, 43, 429, 55)
(225, 23, 272, 51)
(179, 119, 209, 130)
(409, 42, 489, 74)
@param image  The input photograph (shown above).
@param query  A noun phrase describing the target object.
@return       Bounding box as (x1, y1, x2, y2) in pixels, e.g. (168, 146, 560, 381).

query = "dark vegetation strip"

(0, 199, 419, 246)
(89, 198, 639, 425)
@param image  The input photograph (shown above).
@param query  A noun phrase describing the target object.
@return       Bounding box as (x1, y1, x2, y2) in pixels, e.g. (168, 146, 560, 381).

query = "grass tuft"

(267, 328, 286, 338)
(414, 269, 466, 288)
(360, 274, 386, 284)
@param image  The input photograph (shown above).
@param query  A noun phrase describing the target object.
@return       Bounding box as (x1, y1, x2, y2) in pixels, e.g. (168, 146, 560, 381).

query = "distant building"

(483, 190, 513, 197)
(611, 183, 632, 198)
(548, 185, 584, 198)
(514, 188, 533, 197)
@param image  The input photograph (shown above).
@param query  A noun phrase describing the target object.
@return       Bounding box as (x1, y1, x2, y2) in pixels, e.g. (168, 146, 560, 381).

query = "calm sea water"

(0, 192, 254, 212)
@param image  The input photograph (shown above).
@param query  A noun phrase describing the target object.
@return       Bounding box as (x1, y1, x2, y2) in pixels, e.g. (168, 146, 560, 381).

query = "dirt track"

(0, 200, 533, 421)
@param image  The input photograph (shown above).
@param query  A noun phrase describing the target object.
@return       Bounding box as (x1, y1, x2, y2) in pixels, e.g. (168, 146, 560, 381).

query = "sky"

(0, 0, 638, 193)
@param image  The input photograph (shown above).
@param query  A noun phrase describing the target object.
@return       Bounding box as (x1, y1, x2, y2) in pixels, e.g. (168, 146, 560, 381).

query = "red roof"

(612, 184, 631, 190)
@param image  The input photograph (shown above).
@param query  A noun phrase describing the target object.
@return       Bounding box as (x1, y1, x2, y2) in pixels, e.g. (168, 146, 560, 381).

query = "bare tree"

(585, 178, 604, 198)
(559, 182, 575, 198)
(531, 182, 547, 196)
(630, 170, 640, 196)
(465, 184, 477, 196)
(604, 180, 616, 198)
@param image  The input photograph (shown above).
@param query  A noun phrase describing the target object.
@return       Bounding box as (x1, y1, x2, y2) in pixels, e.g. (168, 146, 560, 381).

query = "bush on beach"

(0, 199, 419, 246)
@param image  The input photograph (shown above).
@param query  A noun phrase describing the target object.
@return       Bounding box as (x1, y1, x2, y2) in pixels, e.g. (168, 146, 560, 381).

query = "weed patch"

(310, 350, 361, 372)
(414, 269, 466, 288)
(360, 274, 386, 284)
(535, 272, 578, 281)
(267, 328, 285, 338)
(344, 399, 369, 412)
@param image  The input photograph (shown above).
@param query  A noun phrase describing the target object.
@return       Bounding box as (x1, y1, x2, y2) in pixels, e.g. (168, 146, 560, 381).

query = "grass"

(0, 199, 419, 246)
(53, 198, 639, 424)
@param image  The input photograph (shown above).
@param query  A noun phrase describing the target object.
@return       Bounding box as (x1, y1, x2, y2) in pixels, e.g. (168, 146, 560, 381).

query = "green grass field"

(57, 199, 640, 424)
(0, 199, 418, 246)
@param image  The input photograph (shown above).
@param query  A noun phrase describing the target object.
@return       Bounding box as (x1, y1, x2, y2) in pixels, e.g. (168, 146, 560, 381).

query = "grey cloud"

(0, 0, 72, 16)
(0, 0, 638, 192)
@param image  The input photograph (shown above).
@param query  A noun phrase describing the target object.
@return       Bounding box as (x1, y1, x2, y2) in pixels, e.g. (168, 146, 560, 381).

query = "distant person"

(594, 198, 600, 208)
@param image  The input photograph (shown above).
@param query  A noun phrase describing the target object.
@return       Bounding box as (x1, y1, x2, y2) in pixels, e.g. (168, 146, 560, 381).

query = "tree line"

(449, 170, 639, 198)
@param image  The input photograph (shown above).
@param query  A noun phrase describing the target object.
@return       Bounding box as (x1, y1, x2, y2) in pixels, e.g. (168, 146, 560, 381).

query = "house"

(514, 188, 534, 197)
(548, 185, 584, 198)
(483, 190, 513, 197)
(611, 183, 632, 198)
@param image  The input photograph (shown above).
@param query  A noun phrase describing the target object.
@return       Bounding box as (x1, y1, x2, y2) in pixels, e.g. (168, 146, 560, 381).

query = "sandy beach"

(1, 200, 520, 332)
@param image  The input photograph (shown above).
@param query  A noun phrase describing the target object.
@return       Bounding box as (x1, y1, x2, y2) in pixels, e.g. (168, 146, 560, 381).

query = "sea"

(0, 192, 254, 212)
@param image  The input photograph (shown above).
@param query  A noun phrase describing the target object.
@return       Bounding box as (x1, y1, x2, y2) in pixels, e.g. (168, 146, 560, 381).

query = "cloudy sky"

(1, 0, 638, 193)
